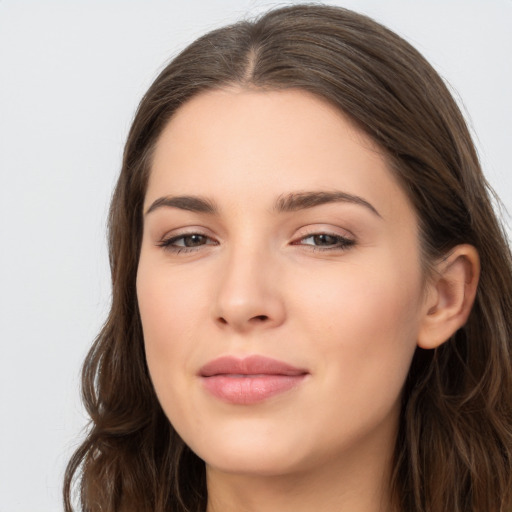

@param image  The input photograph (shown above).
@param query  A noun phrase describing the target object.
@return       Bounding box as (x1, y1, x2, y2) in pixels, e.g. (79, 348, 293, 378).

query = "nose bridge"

(213, 235, 285, 331)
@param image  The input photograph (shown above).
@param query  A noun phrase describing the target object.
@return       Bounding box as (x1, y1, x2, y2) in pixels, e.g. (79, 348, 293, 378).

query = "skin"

(136, 88, 479, 512)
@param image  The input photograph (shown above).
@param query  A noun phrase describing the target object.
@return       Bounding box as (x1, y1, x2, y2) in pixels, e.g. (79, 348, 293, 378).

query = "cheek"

(136, 257, 206, 407)
(296, 258, 423, 395)
(299, 256, 421, 331)
(137, 253, 209, 345)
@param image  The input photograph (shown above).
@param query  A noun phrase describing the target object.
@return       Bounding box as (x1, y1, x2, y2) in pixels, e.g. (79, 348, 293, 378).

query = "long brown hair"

(64, 5, 512, 511)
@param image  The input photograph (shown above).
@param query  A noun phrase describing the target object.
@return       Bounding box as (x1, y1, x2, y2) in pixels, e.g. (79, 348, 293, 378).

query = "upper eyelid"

(158, 226, 218, 241)
(292, 224, 355, 240)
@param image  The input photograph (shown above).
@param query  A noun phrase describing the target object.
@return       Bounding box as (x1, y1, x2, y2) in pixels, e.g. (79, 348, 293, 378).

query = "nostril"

(215, 314, 272, 327)
(252, 315, 269, 322)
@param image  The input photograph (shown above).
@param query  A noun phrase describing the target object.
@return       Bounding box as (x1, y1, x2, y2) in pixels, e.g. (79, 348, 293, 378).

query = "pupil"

(314, 234, 336, 246)
(185, 235, 205, 247)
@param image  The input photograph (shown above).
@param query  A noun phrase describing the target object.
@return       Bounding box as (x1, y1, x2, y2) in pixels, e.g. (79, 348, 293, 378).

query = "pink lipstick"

(199, 355, 308, 405)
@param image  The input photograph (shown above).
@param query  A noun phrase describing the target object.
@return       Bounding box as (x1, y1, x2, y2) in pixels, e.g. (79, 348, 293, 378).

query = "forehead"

(146, 88, 412, 223)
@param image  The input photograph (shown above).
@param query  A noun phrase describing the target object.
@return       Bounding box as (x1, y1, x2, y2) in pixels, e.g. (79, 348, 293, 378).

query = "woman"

(64, 4, 512, 512)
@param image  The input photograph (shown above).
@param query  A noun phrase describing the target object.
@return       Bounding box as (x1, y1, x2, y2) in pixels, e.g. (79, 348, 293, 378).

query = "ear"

(417, 244, 480, 349)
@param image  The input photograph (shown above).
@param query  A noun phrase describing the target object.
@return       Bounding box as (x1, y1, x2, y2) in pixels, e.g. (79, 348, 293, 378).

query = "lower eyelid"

(306, 241, 355, 251)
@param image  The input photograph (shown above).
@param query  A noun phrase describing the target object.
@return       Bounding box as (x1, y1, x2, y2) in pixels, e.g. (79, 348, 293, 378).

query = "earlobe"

(417, 244, 480, 350)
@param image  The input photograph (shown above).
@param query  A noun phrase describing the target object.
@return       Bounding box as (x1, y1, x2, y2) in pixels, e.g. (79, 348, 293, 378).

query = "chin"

(182, 421, 312, 477)
(202, 445, 309, 477)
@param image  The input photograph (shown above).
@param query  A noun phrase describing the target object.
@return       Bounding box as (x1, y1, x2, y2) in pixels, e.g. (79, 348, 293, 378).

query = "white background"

(1, 1, 511, 511)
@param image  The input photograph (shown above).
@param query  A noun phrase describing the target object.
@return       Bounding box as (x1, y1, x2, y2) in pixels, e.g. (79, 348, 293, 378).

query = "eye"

(157, 233, 218, 253)
(295, 232, 355, 251)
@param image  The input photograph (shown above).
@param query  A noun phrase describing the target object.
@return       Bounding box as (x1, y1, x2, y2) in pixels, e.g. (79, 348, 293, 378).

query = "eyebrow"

(145, 190, 381, 218)
(146, 195, 218, 215)
(274, 190, 381, 217)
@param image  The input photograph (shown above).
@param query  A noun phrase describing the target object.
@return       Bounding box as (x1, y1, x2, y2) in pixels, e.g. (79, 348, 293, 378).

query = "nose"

(212, 246, 286, 333)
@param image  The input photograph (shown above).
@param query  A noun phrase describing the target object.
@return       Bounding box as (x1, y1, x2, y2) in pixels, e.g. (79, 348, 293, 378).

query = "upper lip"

(199, 355, 308, 377)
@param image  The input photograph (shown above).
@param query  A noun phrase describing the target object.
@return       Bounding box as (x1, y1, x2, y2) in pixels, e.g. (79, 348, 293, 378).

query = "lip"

(199, 355, 309, 405)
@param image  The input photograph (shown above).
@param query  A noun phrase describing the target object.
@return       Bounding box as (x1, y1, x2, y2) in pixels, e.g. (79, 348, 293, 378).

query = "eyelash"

(157, 231, 355, 254)
(293, 232, 355, 252)
(157, 233, 218, 254)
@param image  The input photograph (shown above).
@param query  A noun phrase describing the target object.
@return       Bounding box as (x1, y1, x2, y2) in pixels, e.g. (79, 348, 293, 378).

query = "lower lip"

(201, 374, 306, 405)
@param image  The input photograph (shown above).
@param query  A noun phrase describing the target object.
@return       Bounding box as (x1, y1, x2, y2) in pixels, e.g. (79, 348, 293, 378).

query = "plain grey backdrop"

(1, 1, 511, 510)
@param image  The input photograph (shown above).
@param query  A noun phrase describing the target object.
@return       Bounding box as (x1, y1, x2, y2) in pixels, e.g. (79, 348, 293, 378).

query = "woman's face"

(137, 88, 429, 477)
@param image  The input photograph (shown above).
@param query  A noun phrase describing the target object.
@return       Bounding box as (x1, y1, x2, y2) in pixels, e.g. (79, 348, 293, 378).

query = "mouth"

(199, 355, 309, 405)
